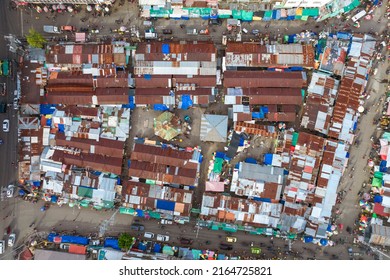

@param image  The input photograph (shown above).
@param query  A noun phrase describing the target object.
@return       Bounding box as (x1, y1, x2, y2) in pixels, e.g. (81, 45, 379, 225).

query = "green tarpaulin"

(382, 132, 390, 141)
(213, 157, 223, 174)
(162, 245, 174, 256)
(301, 16, 309, 21)
(119, 207, 136, 215)
(241, 10, 253, 21)
(372, 177, 382, 188)
(374, 172, 383, 179)
(264, 11, 272, 18)
(343, 0, 360, 13)
(302, 8, 319, 17)
(211, 225, 219, 230)
(77, 186, 93, 198)
(150, 8, 172, 18)
(149, 211, 161, 219)
(292, 132, 299, 146)
(232, 10, 242, 19)
(103, 200, 114, 209)
(146, 179, 156, 185)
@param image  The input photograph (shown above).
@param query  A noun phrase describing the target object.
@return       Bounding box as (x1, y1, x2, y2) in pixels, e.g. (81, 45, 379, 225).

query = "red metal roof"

(223, 71, 306, 88)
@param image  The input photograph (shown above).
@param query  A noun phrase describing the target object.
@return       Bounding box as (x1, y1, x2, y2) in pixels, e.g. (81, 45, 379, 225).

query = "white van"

(0, 240, 5, 254)
(352, 10, 367, 22)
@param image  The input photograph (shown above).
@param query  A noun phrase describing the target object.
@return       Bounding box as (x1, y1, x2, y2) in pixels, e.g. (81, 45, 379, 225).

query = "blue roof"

(40, 104, 57, 115)
(162, 44, 170, 54)
(156, 200, 175, 211)
(104, 238, 120, 250)
(264, 154, 273, 165)
(153, 243, 162, 253)
(245, 157, 257, 164)
(153, 104, 168, 111)
(61, 235, 89, 245)
(215, 151, 225, 159)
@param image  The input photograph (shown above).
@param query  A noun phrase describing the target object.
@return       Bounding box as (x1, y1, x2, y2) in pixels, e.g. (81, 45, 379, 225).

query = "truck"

(43, 25, 61, 34)
(1, 60, 10, 76)
(0, 102, 6, 113)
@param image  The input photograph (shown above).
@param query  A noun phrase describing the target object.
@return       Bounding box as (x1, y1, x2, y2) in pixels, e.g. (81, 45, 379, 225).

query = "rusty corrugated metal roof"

(223, 71, 306, 88)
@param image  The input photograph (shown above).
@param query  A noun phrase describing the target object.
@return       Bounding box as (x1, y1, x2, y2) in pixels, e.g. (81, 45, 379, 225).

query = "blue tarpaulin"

(252, 112, 264, 119)
(245, 157, 257, 164)
(374, 195, 383, 203)
(58, 124, 65, 133)
(304, 236, 313, 243)
(138, 242, 147, 251)
(162, 44, 170, 54)
(61, 235, 89, 245)
(320, 239, 328, 246)
(289, 66, 303, 71)
(253, 197, 272, 202)
(264, 154, 273, 165)
(239, 137, 244, 146)
(153, 104, 168, 111)
(261, 106, 269, 114)
(19, 190, 26, 196)
(380, 161, 387, 172)
(40, 104, 56, 115)
(156, 200, 175, 211)
(215, 151, 225, 159)
(136, 209, 144, 217)
(46, 119, 52, 126)
(47, 233, 59, 242)
(180, 95, 193, 110)
(153, 243, 161, 253)
(104, 238, 120, 250)
(33, 181, 41, 187)
(51, 195, 58, 203)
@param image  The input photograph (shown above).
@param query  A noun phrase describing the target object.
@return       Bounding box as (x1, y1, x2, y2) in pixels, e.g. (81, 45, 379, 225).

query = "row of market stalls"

(141, 7, 322, 21)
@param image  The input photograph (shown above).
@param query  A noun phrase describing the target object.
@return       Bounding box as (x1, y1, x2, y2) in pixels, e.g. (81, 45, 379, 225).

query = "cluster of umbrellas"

(86, 5, 110, 12)
(35, 4, 73, 13)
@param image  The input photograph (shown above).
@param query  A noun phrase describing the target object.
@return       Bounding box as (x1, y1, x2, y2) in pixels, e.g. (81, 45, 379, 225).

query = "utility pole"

(98, 208, 119, 237)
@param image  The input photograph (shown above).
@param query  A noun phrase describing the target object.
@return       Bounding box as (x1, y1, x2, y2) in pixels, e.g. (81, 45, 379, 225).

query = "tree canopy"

(26, 28, 46, 48)
(118, 233, 134, 251)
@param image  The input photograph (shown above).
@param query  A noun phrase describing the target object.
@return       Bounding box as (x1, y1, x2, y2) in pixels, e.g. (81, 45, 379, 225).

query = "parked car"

(179, 238, 193, 245)
(219, 243, 233, 250)
(156, 234, 169, 242)
(0, 240, 5, 254)
(6, 185, 14, 198)
(8, 233, 15, 247)
(143, 232, 155, 239)
(160, 219, 173, 225)
(3, 119, 9, 132)
(0, 83, 5, 96)
(209, 19, 222, 26)
(251, 29, 260, 35)
(61, 25, 76, 32)
(162, 29, 172, 34)
(13, 98, 18, 110)
(131, 223, 145, 231)
(226, 236, 237, 243)
(0, 138, 3, 145)
(60, 243, 70, 250)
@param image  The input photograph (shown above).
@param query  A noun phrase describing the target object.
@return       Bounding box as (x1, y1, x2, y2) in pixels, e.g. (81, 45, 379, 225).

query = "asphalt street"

(0, 0, 389, 260)
(0, 1, 21, 189)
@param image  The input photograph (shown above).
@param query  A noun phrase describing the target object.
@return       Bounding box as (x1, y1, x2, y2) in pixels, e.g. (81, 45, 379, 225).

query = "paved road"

(0, 1, 21, 188)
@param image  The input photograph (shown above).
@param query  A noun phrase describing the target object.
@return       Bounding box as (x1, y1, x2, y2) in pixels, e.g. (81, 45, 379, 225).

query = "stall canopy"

(205, 181, 225, 192)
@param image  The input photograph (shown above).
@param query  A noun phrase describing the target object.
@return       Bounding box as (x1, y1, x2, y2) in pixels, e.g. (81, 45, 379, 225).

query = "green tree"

(118, 233, 134, 251)
(26, 28, 46, 48)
